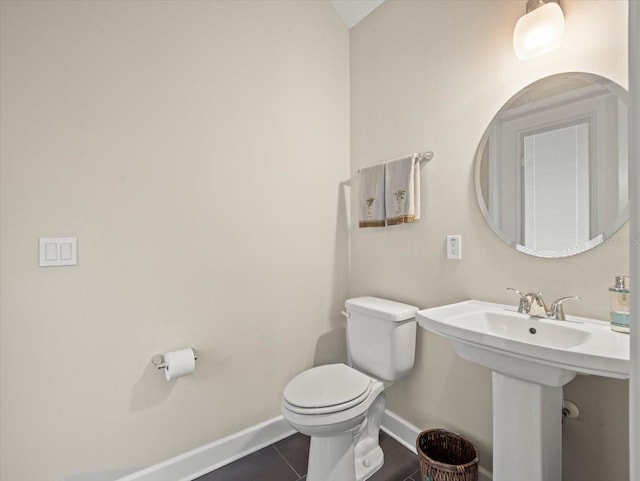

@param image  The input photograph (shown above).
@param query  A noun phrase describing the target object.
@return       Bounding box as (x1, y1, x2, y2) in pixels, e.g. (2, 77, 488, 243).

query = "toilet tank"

(345, 297, 419, 381)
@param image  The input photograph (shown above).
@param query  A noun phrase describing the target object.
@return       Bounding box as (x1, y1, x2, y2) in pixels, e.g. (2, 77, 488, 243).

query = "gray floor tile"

(273, 432, 310, 477)
(406, 469, 422, 481)
(194, 445, 299, 481)
(368, 432, 420, 481)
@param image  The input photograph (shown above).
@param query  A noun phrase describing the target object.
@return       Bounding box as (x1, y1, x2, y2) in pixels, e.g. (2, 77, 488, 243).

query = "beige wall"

(350, 1, 629, 480)
(0, 1, 349, 480)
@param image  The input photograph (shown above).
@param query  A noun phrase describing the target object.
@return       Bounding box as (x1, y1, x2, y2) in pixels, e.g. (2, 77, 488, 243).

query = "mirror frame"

(474, 72, 629, 258)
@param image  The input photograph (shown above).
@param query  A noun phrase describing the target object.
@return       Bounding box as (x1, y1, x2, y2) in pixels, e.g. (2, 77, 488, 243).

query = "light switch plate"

(39, 237, 77, 267)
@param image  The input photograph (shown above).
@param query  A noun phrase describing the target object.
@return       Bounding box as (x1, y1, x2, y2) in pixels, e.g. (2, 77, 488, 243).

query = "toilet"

(282, 296, 419, 481)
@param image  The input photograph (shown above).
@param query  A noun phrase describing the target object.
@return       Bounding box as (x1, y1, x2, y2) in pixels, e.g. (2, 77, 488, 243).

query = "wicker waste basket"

(416, 429, 479, 481)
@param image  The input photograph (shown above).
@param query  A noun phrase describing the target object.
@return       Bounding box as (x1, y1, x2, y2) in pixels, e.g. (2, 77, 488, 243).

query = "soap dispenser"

(610, 275, 630, 333)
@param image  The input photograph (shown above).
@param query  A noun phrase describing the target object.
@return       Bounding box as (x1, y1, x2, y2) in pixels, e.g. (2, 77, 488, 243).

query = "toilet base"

(354, 392, 386, 481)
(306, 429, 384, 481)
(307, 433, 356, 481)
(355, 445, 383, 481)
(304, 392, 386, 481)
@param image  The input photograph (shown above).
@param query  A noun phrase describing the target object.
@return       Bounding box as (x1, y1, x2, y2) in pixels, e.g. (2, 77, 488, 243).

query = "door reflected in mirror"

(475, 72, 628, 258)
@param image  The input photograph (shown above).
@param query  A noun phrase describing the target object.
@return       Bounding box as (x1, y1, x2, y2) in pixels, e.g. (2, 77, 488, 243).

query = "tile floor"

(195, 431, 421, 481)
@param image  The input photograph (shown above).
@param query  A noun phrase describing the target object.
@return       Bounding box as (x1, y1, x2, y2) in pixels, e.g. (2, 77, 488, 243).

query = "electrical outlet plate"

(446, 235, 462, 260)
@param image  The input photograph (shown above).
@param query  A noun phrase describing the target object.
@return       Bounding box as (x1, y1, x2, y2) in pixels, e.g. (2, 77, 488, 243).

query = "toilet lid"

(284, 364, 372, 410)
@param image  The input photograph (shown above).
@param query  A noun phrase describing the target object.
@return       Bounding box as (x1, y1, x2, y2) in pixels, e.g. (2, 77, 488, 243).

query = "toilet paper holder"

(151, 349, 198, 370)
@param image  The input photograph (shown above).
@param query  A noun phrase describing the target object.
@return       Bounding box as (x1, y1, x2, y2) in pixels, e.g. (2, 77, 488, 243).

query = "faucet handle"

(506, 287, 525, 298)
(507, 288, 530, 314)
(549, 296, 582, 321)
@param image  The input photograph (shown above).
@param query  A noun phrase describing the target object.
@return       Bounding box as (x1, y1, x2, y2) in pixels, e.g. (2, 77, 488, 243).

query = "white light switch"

(39, 237, 77, 267)
(45, 243, 58, 261)
(60, 242, 72, 261)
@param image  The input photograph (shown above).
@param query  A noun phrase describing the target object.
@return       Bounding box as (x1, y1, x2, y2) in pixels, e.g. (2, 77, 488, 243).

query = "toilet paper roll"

(164, 348, 196, 381)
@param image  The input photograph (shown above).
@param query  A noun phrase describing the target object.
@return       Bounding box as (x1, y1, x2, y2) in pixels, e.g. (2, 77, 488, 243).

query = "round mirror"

(474, 72, 629, 258)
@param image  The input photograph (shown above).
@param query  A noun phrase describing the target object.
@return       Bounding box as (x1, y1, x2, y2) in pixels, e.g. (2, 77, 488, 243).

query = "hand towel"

(359, 164, 386, 228)
(385, 154, 421, 225)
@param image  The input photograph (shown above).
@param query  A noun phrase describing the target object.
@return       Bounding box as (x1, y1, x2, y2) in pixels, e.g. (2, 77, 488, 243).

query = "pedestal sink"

(416, 300, 630, 481)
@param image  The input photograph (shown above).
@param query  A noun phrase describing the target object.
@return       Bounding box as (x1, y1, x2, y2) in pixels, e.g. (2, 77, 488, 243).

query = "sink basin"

(416, 300, 629, 385)
(481, 311, 589, 348)
(416, 300, 630, 481)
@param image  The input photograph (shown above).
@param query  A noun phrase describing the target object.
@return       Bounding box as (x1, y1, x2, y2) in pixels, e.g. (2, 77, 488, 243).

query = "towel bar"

(357, 151, 433, 173)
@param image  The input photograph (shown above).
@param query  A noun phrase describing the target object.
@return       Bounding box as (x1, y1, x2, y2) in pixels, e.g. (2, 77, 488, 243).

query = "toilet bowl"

(282, 363, 386, 481)
(281, 297, 419, 481)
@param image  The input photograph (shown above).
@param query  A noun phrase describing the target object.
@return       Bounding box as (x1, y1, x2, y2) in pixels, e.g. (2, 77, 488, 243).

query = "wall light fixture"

(513, 0, 565, 60)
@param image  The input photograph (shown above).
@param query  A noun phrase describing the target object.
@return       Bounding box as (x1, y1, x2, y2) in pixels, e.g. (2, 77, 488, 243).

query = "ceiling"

(330, 0, 385, 29)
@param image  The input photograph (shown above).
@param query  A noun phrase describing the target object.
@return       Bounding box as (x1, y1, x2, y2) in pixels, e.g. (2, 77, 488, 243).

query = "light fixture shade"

(513, 2, 564, 60)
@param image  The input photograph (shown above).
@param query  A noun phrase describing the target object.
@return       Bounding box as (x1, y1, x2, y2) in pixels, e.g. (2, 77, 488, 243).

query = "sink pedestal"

(493, 372, 562, 481)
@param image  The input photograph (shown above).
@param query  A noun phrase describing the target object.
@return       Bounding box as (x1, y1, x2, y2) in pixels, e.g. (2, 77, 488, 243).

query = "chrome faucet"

(507, 288, 581, 320)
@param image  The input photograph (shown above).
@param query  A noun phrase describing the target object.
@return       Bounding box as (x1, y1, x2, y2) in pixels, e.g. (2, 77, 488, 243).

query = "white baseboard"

(115, 416, 295, 481)
(112, 410, 492, 481)
(381, 410, 493, 481)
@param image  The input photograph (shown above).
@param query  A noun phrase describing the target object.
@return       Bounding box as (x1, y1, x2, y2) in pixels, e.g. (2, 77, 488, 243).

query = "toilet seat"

(283, 364, 372, 415)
